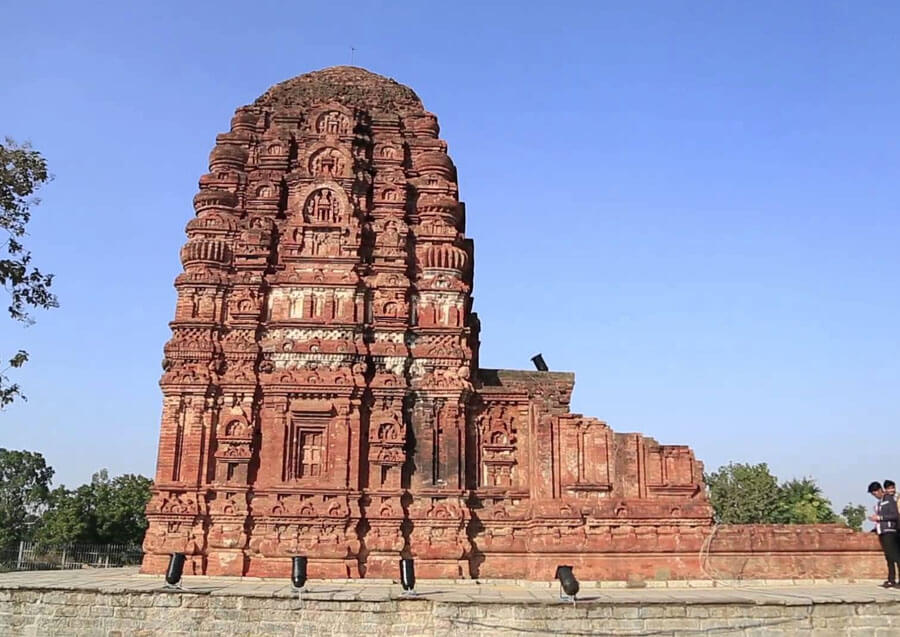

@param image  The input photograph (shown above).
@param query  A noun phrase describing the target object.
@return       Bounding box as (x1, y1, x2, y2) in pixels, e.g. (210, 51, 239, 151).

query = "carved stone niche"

(257, 135, 291, 171)
(476, 405, 521, 490)
(311, 108, 354, 137)
(368, 415, 406, 491)
(246, 181, 281, 214)
(372, 288, 409, 324)
(282, 398, 336, 483)
(227, 287, 263, 320)
(372, 219, 408, 261)
(308, 146, 351, 179)
(303, 187, 344, 225)
(214, 415, 254, 485)
(298, 228, 343, 258)
(374, 141, 403, 164)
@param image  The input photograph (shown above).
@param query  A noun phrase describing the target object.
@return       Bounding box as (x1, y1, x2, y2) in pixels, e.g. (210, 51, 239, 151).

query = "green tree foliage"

(705, 462, 780, 524)
(841, 503, 868, 532)
(1, 450, 152, 548)
(705, 463, 839, 525)
(36, 469, 152, 546)
(0, 138, 58, 407)
(90, 471, 153, 545)
(774, 478, 838, 524)
(0, 448, 53, 550)
(36, 485, 90, 547)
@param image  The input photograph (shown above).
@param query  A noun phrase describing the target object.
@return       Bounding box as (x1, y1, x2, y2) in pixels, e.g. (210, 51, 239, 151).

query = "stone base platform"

(3, 567, 900, 636)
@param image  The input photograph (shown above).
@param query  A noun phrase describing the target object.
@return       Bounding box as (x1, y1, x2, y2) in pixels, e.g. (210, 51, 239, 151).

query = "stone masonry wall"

(4, 588, 900, 636)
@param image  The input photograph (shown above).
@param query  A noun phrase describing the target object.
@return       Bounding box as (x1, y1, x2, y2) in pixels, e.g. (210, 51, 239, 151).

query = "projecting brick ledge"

(4, 568, 900, 636)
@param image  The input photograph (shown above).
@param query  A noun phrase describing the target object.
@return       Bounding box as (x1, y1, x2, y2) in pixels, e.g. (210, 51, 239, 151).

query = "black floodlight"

(531, 353, 549, 372)
(399, 558, 416, 594)
(165, 552, 185, 589)
(555, 565, 579, 603)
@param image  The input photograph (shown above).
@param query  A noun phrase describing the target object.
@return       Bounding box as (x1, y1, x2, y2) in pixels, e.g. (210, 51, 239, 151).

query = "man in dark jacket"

(868, 481, 900, 587)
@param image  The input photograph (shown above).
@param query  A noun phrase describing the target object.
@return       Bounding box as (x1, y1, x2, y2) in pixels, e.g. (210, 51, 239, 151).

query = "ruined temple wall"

(473, 523, 882, 580)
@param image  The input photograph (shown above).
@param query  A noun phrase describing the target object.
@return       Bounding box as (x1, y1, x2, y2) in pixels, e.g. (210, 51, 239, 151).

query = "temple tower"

(144, 67, 479, 577)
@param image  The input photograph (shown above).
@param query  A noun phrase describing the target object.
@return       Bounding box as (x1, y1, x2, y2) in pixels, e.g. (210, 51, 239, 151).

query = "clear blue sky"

(2, 1, 898, 515)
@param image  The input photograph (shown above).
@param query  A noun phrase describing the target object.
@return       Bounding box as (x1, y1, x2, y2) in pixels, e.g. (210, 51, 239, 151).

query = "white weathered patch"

(374, 356, 407, 375)
(271, 352, 359, 370)
(373, 332, 405, 343)
(265, 327, 356, 341)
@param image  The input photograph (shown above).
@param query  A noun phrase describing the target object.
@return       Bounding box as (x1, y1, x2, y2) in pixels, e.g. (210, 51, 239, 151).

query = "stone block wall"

(5, 588, 900, 636)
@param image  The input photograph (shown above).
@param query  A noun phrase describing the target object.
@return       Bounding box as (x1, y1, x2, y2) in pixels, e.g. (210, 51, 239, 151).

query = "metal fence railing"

(0, 541, 143, 572)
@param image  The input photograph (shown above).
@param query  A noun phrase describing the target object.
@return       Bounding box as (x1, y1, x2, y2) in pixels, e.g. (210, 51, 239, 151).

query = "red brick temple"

(143, 66, 880, 580)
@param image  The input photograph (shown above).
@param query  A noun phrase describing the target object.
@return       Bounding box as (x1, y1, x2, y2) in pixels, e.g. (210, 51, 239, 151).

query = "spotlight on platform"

(165, 552, 185, 590)
(531, 353, 549, 372)
(555, 565, 579, 604)
(399, 558, 416, 595)
(291, 556, 308, 600)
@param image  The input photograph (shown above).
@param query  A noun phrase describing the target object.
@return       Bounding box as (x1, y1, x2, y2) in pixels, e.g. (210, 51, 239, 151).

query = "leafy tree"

(34, 485, 90, 547)
(0, 138, 58, 407)
(0, 448, 53, 550)
(706, 462, 840, 525)
(90, 470, 153, 545)
(841, 503, 868, 532)
(35, 469, 152, 546)
(774, 477, 838, 524)
(705, 462, 780, 524)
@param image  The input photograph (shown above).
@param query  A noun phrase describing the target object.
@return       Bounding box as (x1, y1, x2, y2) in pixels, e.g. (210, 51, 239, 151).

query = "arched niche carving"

(292, 182, 352, 227)
(378, 144, 400, 161)
(314, 110, 352, 135)
(309, 147, 350, 178)
(490, 430, 509, 445)
(222, 417, 253, 438)
(377, 422, 403, 442)
(304, 188, 342, 224)
(245, 215, 273, 231)
(479, 406, 517, 448)
(254, 183, 277, 198)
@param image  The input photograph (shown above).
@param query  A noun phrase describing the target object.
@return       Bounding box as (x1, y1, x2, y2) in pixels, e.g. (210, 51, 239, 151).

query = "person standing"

(868, 481, 900, 587)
